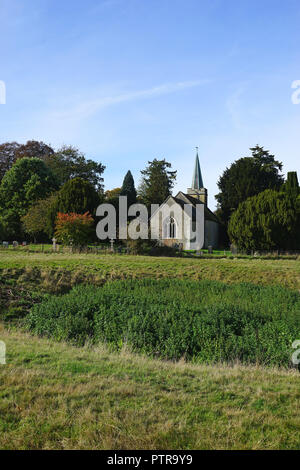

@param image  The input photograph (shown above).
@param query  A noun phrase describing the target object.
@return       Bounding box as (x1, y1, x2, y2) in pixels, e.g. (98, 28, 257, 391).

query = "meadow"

(0, 251, 300, 449)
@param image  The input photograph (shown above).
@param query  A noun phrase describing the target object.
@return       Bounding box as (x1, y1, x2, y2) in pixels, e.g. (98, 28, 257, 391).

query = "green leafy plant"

(26, 279, 300, 367)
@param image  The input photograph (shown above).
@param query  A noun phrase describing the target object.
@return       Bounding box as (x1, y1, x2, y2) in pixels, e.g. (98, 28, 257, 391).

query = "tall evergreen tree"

(55, 177, 100, 215)
(216, 145, 283, 228)
(228, 189, 299, 251)
(120, 170, 137, 206)
(284, 171, 299, 199)
(138, 159, 177, 206)
(47, 177, 100, 237)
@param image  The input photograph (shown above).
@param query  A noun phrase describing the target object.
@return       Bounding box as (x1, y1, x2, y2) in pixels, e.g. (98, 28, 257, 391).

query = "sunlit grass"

(0, 251, 300, 291)
(0, 326, 299, 450)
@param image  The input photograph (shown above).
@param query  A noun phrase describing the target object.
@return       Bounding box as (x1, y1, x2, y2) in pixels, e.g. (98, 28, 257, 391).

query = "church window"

(168, 217, 176, 238)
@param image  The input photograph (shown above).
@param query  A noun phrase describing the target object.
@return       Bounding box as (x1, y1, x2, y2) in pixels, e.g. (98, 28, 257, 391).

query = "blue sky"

(1, 0, 300, 209)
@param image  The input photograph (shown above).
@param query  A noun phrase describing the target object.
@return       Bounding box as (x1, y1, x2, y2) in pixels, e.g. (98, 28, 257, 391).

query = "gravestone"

(52, 238, 57, 252)
(230, 244, 238, 255)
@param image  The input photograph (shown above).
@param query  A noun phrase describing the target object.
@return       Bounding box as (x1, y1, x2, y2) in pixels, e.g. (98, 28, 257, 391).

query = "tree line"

(0, 140, 176, 245)
(215, 145, 299, 251)
(0, 140, 299, 250)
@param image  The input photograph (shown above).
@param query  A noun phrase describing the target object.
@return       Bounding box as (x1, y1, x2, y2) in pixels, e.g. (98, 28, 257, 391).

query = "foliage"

(283, 171, 299, 200)
(120, 170, 137, 206)
(138, 159, 177, 206)
(44, 145, 105, 191)
(54, 212, 94, 246)
(53, 177, 100, 216)
(0, 141, 105, 193)
(125, 238, 177, 256)
(228, 189, 299, 251)
(104, 187, 121, 210)
(0, 140, 54, 183)
(0, 158, 58, 239)
(43, 177, 100, 239)
(0, 142, 20, 182)
(216, 145, 284, 228)
(105, 187, 121, 200)
(0, 218, 4, 239)
(21, 194, 58, 241)
(26, 279, 300, 368)
(15, 140, 54, 161)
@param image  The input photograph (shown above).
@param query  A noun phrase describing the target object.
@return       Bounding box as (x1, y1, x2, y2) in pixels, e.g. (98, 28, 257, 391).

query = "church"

(150, 150, 219, 250)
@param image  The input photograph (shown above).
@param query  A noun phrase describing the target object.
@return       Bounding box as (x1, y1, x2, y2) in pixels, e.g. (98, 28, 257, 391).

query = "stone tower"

(187, 149, 207, 205)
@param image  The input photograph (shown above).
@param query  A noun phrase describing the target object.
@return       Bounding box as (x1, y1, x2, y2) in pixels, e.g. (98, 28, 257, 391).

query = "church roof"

(192, 150, 204, 190)
(175, 192, 219, 223)
(149, 192, 219, 224)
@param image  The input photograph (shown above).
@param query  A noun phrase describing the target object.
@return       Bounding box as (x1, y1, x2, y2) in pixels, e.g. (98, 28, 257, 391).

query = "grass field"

(0, 251, 300, 449)
(0, 251, 300, 291)
(1, 325, 299, 450)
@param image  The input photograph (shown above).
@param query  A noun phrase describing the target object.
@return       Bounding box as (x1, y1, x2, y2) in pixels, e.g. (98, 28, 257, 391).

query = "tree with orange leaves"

(55, 212, 94, 246)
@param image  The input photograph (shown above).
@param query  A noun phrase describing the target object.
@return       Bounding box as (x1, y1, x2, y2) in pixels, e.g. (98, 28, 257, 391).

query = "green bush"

(125, 239, 178, 256)
(26, 279, 300, 367)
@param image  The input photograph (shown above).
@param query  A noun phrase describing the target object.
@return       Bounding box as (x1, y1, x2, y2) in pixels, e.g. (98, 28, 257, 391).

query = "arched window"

(168, 217, 176, 238)
(162, 216, 177, 239)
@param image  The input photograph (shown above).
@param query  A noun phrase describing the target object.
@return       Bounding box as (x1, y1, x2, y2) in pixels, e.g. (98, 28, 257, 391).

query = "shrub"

(228, 190, 299, 251)
(55, 212, 94, 246)
(125, 239, 177, 256)
(26, 279, 300, 368)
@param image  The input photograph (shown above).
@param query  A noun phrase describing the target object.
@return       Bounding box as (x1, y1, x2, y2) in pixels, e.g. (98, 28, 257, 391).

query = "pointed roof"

(192, 149, 204, 189)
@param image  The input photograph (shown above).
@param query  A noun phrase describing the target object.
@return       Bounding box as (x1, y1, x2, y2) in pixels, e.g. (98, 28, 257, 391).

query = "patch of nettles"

(25, 279, 300, 369)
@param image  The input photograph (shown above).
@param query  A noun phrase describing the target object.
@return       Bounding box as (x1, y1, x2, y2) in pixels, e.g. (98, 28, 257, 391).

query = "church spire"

(192, 147, 204, 190)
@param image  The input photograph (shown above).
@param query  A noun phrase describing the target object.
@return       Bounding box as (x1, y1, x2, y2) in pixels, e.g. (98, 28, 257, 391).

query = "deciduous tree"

(55, 212, 94, 246)
(0, 158, 58, 239)
(22, 194, 58, 241)
(45, 145, 105, 191)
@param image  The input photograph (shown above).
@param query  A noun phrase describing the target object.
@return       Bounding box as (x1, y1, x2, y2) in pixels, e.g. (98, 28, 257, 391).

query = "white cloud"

(50, 80, 209, 122)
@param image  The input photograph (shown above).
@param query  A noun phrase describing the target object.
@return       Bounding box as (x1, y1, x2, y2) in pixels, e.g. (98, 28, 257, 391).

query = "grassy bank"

(1, 252, 299, 450)
(1, 252, 300, 291)
(0, 326, 299, 450)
